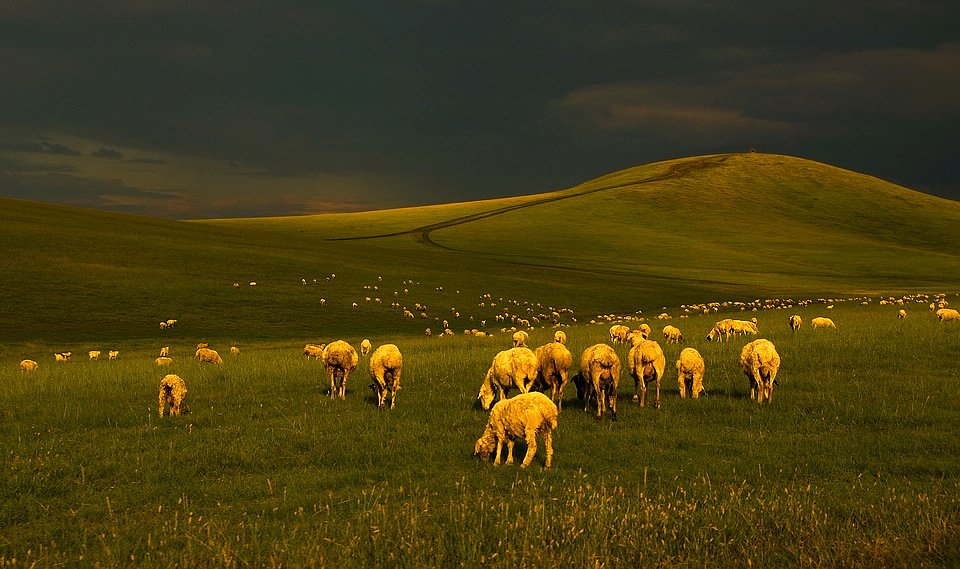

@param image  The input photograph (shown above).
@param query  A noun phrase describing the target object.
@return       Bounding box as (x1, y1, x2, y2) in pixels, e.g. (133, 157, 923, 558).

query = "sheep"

(706, 319, 734, 341)
(572, 343, 621, 420)
(662, 325, 684, 344)
(158, 374, 187, 417)
(628, 324, 651, 346)
(322, 340, 359, 399)
(554, 330, 567, 345)
(20, 359, 38, 372)
(474, 392, 557, 468)
(196, 347, 223, 364)
(532, 342, 573, 411)
(368, 344, 403, 409)
(729, 320, 759, 336)
(512, 330, 529, 348)
(229, 346, 240, 356)
(360, 339, 372, 356)
(740, 339, 781, 404)
(160, 347, 169, 357)
(937, 308, 960, 322)
(609, 324, 631, 344)
(55, 353, 66, 362)
(789, 315, 802, 331)
(88, 350, 101, 360)
(108, 350, 119, 360)
(898, 309, 907, 320)
(197, 343, 208, 349)
(155, 357, 173, 366)
(811, 317, 837, 328)
(478, 347, 537, 410)
(627, 340, 666, 409)
(676, 347, 705, 399)
(304, 343, 326, 358)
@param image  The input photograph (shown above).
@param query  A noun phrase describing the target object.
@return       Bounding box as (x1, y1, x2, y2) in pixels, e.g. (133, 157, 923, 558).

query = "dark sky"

(1, 1, 958, 218)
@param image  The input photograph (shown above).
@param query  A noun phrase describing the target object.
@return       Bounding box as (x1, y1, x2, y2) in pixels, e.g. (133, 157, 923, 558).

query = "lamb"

(789, 315, 802, 331)
(160, 347, 169, 357)
(937, 308, 960, 322)
(532, 342, 573, 411)
(360, 338, 372, 356)
(196, 347, 223, 364)
(662, 325, 684, 344)
(155, 357, 173, 366)
(303, 343, 326, 359)
(676, 347, 705, 399)
(322, 340, 359, 399)
(229, 346, 240, 355)
(88, 350, 101, 360)
(627, 340, 666, 409)
(739, 339, 781, 404)
(474, 391, 557, 468)
(477, 347, 537, 410)
(20, 359, 38, 372)
(158, 374, 187, 417)
(706, 319, 734, 341)
(108, 350, 119, 360)
(554, 330, 567, 345)
(811, 317, 837, 328)
(512, 330, 529, 348)
(572, 343, 621, 420)
(368, 343, 403, 409)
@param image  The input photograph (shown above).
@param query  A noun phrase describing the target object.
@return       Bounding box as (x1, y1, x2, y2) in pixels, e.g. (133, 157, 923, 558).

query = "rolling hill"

(2, 152, 959, 344)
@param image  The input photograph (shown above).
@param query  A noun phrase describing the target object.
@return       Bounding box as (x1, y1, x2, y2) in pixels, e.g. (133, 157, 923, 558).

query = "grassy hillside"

(2, 152, 959, 347)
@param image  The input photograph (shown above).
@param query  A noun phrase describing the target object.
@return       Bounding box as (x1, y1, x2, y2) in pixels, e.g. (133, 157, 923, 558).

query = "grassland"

(2, 152, 960, 567)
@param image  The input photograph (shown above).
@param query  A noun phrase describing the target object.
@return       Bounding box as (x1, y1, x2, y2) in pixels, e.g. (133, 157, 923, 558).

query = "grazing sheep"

(478, 347, 537, 410)
(55, 353, 66, 362)
(158, 374, 187, 417)
(20, 359, 38, 372)
(898, 309, 907, 320)
(229, 346, 240, 356)
(512, 330, 529, 348)
(368, 344, 403, 409)
(676, 347, 705, 399)
(196, 347, 223, 364)
(628, 324, 651, 346)
(811, 317, 837, 329)
(662, 325, 684, 344)
(533, 342, 573, 411)
(160, 347, 169, 357)
(155, 357, 173, 366)
(474, 392, 557, 468)
(360, 339, 372, 356)
(303, 343, 326, 359)
(740, 339, 781, 404)
(609, 324, 631, 344)
(108, 350, 119, 360)
(322, 340, 359, 399)
(572, 343, 621, 420)
(88, 350, 101, 360)
(789, 315, 802, 331)
(627, 340, 666, 409)
(937, 308, 960, 322)
(706, 319, 734, 341)
(729, 320, 759, 336)
(554, 330, 567, 345)
(197, 343, 208, 349)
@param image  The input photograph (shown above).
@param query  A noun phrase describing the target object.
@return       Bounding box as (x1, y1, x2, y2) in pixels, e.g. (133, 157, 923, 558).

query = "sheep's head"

(706, 328, 718, 341)
(478, 384, 495, 410)
(474, 435, 495, 461)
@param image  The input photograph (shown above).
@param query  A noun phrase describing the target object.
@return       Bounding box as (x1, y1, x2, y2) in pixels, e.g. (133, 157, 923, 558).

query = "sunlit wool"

(511, 330, 529, 348)
(322, 340, 359, 399)
(478, 347, 537, 411)
(740, 339, 781, 404)
(609, 324, 630, 344)
(789, 314, 802, 331)
(196, 347, 223, 364)
(360, 339, 372, 356)
(158, 373, 187, 417)
(811, 317, 837, 329)
(572, 343, 621, 420)
(20, 359, 38, 372)
(662, 325, 684, 344)
(676, 347, 706, 399)
(474, 391, 557, 468)
(936, 308, 960, 322)
(368, 343, 403, 409)
(553, 330, 567, 345)
(155, 357, 173, 366)
(628, 339, 666, 409)
(533, 342, 573, 412)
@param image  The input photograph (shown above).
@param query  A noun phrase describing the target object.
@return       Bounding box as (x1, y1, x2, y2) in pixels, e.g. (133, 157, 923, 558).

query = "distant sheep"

(88, 350, 101, 360)
(197, 343, 208, 349)
(323, 340, 359, 399)
(706, 319, 734, 341)
(360, 339, 372, 356)
(158, 374, 187, 417)
(478, 347, 537, 410)
(533, 342, 573, 411)
(20, 359, 38, 372)
(676, 347, 705, 399)
(628, 324, 651, 346)
(662, 325, 684, 344)
(609, 324, 631, 344)
(898, 309, 907, 320)
(108, 350, 119, 360)
(368, 344, 403, 409)
(740, 339, 781, 404)
(229, 346, 240, 356)
(155, 357, 173, 366)
(196, 347, 223, 364)
(512, 330, 529, 348)
(729, 320, 759, 336)
(474, 392, 557, 468)
(554, 330, 567, 345)
(628, 340, 666, 409)
(789, 315, 802, 331)
(811, 317, 837, 329)
(303, 343, 326, 359)
(937, 308, 960, 322)
(160, 347, 169, 357)
(572, 343, 621, 420)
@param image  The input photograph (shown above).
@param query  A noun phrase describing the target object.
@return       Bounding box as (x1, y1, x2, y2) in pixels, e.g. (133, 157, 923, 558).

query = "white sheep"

(478, 347, 537, 410)
(729, 320, 759, 336)
(160, 347, 169, 357)
(368, 343, 403, 409)
(88, 350, 101, 360)
(108, 350, 119, 360)
(20, 359, 38, 372)
(512, 330, 529, 348)
(628, 340, 665, 409)
(155, 357, 173, 366)
(628, 324, 651, 346)
(789, 315, 802, 331)
(196, 347, 223, 364)
(533, 342, 573, 411)
(662, 325, 684, 344)
(229, 346, 240, 356)
(609, 324, 631, 344)
(158, 374, 187, 417)
(323, 340, 359, 399)
(811, 317, 837, 328)
(572, 343, 621, 420)
(937, 308, 960, 322)
(360, 338, 372, 356)
(676, 347, 705, 399)
(706, 319, 734, 341)
(898, 309, 907, 320)
(553, 330, 567, 345)
(740, 339, 781, 404)
(474, 391, 557, 468)
(303, 343, 326, 358)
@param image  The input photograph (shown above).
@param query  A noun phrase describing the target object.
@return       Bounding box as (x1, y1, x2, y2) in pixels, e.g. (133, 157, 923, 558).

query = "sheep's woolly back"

(574, 343, 621, 419)
(628, 340, 666, 408)
(937, 308, 960, 322)
(158, 373, 187, 417)
(662, 325, 684, 343)
(512, 330, 529, 347)
(474, 392, 558, 468)
(479, 347, 538, 410)
(609, 325, 631, 344)
(20, 359, 38, 372)
(789, 315, 802, 331)
(707, 319, 734, 341)
(554, 330, 567, 345)
(369, 343, 403, 409)
(739, 339, 781, 404)
(533, 342, 573, 411)
(303, 344, 325, 358)
(196, 348, 223, 364)
(323, 340, 359, 399)
(676, 347, 705, 399)
(155, 357, 173, 366)
(811, 317, 837, 328)
(360, 339, 372, 355)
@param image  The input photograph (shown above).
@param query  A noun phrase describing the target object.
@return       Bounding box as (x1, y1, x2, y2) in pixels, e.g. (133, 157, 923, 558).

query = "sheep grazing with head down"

(303, 343, 326, 359)
(811, 317, 837, 329)
(155, 357, 173, 366)
(572, 343, 621, 420)
(478, 347, 537, 410)
(369, 343, 403, 409)
(20, 359, 38, 372)
(740, 339, 781, 404)
(898, 309, 907, 320)
(554, 330, 567, 345)
(160, 347, 169, 357)
(662, 325, 684, 344)
(360, 339, 372, 356)
(676, 347, 705, 399)
(937, 308, 960, 322)
(533, 342, 573, 411)
(196, 347, 223, 364)
(512, 330, 529, 348)
(88, 350, 101, 360)
(229, 346, 240, 356)
(108, 350, 119, 360)
(322, 340, 359, 399)
(609, 325, 631, 345)
(730, 320, 759, 336)
(789, 315, 802, 331)
(628, 340, 666, 409)
(474, 391, 557, 468)
(628, 324, 651, 346)
(706, 319, 734, 341)
(158, 374, 187, 417)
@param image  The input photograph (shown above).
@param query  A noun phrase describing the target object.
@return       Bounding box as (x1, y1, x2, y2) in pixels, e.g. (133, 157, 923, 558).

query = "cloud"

(91, 147, 125, 159)
(0, 140, 82, 156)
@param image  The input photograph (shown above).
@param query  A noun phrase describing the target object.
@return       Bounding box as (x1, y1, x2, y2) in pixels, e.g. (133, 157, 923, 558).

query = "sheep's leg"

(543, 429, 553, 468)
(328, 370, 337, 399)
(521, 429, 537, 468)
(595, 385, 605, 420)
(693, 374, 703, 399)
(679, 375, 687, 398)
(158, 392, 166, 417)
(493, 439, 504, 466)
(556, 374, 567, 411)
(609, 387, 617, 421)
(654, 377, 661, 409)
(505, 440, 515, 465)
(639, 380, 647, 407)
(172, 399, 181, 416)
